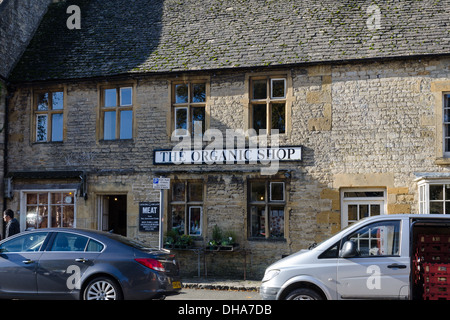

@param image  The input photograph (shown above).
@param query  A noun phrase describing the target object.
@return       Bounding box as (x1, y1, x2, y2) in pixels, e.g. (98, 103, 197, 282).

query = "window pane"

(269, 207, 284, 238)
(192, 83, 206, 102)
(120, 87, 132, 106)
(188, 182, 203, 201)
(27, 193, 38, 204)
(250, 206, 265, 237)
(62, 205, 74, 227)
(344, 191, 384, 198)
(270, 182, 284, 201)
(175, 84, 188, 103)
(446, 138, 450, 153)
(251, 182, 265, 202)
(38, 193, 48, 204)
(430, 202, 444, 214)
(271, 79, 286, 98)
(120, 110, 133, 139)
(26, 206, 38, 229)
(271, 103, 285, 133)
(37, 93, 49, 110)
(175, 108, 187, 135)
(444, 109, 450, 123)
(430, 185, 444, 200)
(51, 206, 63, 227)
(189, 207, 202, 236)
(51, 113, 63, 141)
(104, 89, 117, 107)
(253, 104, 266, 131)
(37, 205, 48, 228)
(52, 92, 64, 110)
(175, 108, 187, 129)
(36, 114, 48, 141)
(348, 205, 358, 221)
(172, 182, 185, 201)
(192, 107, 205, 135)
(252, 80, 267, 99)
(104, 111, 116, 140)
(360, 204, 369, 219)
(171, 205, 185, 234)
(371, 204, 381, 216)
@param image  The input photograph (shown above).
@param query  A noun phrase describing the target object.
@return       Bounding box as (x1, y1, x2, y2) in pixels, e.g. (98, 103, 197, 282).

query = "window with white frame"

(169, 181, 203, 236)
(249, 180, 285, 239)
(341, 189, 386, 227)
(22, 190, 76, 230)
(444, 94, 450, 157)
(250, 76, 287, 134)
(418, 181, 450, 214)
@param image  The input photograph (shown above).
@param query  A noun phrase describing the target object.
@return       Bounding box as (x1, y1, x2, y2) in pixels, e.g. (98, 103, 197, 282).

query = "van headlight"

(262, 269, 280, 282)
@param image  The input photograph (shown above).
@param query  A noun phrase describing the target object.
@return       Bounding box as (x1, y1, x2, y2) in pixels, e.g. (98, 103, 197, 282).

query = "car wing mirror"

(340, 240, 358, 258)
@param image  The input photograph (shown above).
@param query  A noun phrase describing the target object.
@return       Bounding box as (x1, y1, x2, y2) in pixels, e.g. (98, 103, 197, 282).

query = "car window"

(49, 232, 104, 252)
(0, 232, 48, 253)
(343, 220, 401, 257)
(319, 241, 341, 258)
(50, 232, 89, 251)
(86, 239, 104, 252)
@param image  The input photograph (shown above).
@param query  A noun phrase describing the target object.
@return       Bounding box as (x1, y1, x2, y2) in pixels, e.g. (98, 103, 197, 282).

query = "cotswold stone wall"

(7, 56, 450, 278)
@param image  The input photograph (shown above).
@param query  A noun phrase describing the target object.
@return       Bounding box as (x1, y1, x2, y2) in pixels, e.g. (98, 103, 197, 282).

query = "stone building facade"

(3, 0, 450, 278)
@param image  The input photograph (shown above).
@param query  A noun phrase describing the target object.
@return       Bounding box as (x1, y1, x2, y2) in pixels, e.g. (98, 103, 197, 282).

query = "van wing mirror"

(340, 240, 358, 258)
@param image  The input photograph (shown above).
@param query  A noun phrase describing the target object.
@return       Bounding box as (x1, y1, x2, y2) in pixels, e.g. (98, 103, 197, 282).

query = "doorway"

(97, 195, 127, 236)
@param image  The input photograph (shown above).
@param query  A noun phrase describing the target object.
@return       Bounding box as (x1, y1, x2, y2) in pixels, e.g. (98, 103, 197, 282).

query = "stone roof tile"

(9, 0, 450, 82)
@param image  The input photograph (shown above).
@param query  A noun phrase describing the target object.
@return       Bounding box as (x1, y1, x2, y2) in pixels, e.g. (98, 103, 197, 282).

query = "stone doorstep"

(181, 278, 261, 292)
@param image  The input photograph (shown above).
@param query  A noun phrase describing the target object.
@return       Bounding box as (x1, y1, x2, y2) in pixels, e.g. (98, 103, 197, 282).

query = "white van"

(260, 214, 450, 300)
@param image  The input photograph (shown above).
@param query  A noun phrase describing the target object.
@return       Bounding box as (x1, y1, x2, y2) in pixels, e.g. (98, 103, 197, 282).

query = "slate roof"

(9, 0, 450, 82)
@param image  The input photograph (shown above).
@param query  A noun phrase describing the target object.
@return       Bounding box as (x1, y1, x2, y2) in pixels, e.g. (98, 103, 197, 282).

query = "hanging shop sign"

(153, 146, 302, 165)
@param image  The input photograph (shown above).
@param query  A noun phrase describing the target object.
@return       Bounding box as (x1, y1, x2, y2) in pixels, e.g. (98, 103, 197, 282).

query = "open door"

(97, 195, 127, 236)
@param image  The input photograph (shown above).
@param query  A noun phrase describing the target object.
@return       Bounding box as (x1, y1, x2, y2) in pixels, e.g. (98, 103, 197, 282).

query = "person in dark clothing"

(3, 209, 20, 238)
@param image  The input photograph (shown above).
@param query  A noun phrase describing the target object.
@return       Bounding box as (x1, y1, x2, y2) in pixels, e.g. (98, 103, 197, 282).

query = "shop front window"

(169, 181, 203, 236)
(249, 180, 285, 239)
(23, 191, 75, 230)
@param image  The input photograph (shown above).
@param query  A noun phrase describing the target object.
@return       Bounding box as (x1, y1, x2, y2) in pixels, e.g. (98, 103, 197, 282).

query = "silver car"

(0, 228, 182, 300)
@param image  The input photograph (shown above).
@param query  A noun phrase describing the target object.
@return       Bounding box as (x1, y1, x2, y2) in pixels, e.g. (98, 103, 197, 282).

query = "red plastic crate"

(423, 293, 450, 300)
(419, 253, 450, 263)
(419, 244, 450, 253)
(419, 234, 450, 244)
(424, 284, 449, 294)
(423, 263, 450, 274)
(424, 275, 450, 285)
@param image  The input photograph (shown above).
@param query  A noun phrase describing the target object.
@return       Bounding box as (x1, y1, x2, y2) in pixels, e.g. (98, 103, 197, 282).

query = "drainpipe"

(2, 81, 14, 238)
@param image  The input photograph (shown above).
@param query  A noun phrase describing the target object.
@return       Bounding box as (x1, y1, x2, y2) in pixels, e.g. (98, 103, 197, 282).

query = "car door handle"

(387, 264, 407, 269)
(75, 258, 88, 263)
(22, 259, 35, 264)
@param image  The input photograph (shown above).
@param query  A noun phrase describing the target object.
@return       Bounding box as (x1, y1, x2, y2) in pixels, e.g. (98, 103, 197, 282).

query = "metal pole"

(159, 189, 164, 250)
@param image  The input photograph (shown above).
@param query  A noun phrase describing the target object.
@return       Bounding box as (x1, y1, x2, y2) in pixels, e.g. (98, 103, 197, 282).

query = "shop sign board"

(139, 202, 159, 232)
(153, 146, 302, 165)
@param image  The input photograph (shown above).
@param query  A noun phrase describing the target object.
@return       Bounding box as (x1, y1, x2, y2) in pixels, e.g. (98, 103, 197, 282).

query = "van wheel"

(285, 288, 322, 300)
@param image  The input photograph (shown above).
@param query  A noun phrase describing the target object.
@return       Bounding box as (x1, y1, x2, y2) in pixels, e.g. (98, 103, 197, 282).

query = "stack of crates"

(416, 234, 450, 300)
